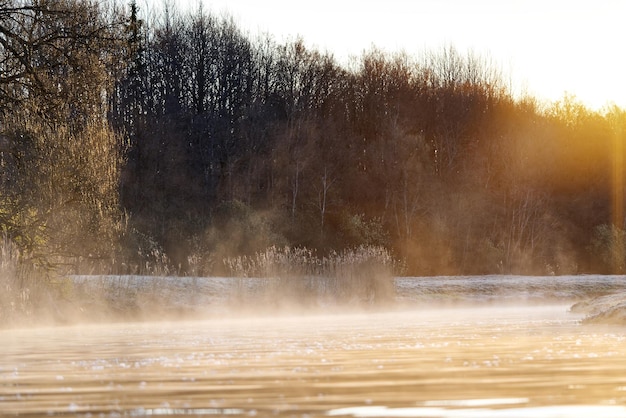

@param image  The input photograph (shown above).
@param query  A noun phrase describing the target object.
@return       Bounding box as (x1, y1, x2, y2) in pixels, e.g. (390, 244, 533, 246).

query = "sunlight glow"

(611, 114, 625, 272)
(612, 131, 623, 228)
(169, 0, 626, 110)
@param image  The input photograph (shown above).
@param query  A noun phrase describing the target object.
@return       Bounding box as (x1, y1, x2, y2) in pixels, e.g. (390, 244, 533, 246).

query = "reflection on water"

(2, 305, 626, 417)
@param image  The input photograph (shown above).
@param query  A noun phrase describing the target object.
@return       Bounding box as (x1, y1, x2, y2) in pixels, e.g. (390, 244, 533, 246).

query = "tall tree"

(0, 0, 126, 270)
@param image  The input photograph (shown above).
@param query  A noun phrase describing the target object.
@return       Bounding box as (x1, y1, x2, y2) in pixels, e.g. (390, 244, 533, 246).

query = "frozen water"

(68, 274, 626, 318)
(395, 274, 626, 305)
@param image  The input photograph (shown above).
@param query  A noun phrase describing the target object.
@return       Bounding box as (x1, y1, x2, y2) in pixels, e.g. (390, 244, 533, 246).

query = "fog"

(3, 275, 626, 417)
(59, 274, 626, 323)
(3, 303, 626, 417)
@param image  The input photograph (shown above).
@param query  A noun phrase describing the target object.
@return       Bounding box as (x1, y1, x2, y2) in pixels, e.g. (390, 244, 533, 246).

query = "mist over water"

(3, 276, 626, 418)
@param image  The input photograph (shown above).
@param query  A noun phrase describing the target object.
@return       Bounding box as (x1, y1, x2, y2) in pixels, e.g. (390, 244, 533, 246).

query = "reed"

(224, 245, 398, 306)
(0, 237, 52, 325)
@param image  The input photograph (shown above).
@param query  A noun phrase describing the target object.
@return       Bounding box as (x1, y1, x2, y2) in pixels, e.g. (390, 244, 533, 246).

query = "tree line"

(2, 0, 626, 278)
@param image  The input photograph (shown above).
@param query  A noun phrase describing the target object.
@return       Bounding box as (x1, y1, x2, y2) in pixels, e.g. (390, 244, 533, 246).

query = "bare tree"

(0, 0, 126, 270)
(0, 0, 124, 116)
(316, 166, 336, 233)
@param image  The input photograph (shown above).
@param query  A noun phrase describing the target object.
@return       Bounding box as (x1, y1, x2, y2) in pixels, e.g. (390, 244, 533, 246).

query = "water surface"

(2, 304, 626, 417)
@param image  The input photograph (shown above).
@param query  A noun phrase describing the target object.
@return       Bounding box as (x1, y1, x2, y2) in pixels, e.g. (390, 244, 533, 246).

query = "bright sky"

(171, 0, 625, 110)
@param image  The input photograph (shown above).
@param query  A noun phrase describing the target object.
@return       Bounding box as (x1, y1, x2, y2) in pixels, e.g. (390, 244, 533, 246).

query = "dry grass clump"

(325, 246, 396, 305)
(0, 238, 30, 324)
(0, 237, 106, 327)
(224, 245, 398, 307)
(0, 237, 61, 326)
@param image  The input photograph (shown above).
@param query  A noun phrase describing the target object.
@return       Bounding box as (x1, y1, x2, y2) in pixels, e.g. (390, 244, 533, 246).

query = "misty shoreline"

(47, 274, 626, 326)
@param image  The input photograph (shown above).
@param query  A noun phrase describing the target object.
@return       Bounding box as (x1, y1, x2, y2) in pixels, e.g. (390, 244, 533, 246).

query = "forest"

(2, 0, 626, 285)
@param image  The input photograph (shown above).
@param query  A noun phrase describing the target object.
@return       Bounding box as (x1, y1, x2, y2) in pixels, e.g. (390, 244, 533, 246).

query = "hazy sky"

(170, 0, 624, 110)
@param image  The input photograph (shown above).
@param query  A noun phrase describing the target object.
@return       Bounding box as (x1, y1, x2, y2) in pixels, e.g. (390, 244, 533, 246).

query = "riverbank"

(5, 275, 626, 327)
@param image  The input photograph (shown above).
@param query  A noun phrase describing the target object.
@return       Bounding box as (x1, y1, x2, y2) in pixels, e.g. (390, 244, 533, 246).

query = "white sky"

(167, 0, 625, 110)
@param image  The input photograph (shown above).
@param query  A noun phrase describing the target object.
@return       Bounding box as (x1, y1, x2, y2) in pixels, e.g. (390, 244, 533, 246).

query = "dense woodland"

(2, 0, 626, 279)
